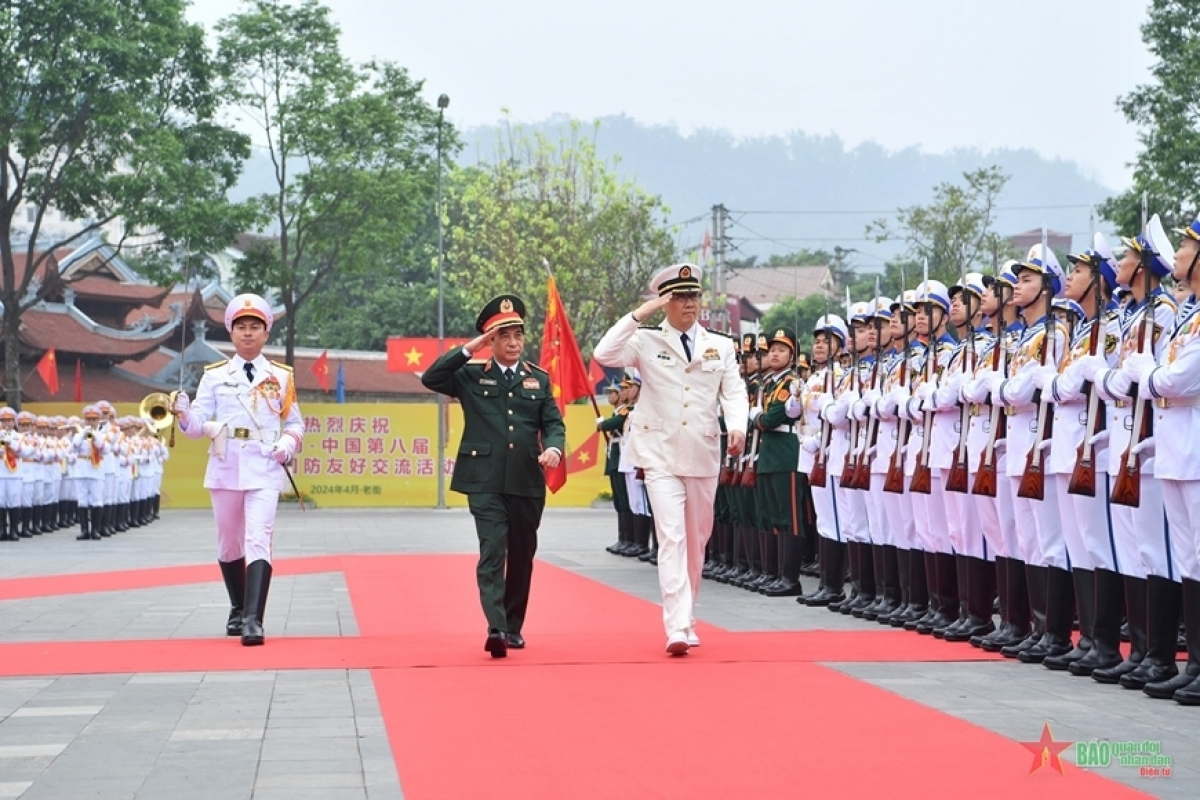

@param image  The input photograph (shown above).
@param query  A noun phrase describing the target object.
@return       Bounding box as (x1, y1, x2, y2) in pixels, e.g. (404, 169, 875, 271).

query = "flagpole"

(542, 259, 608, 441)
(434, 95, 449, 510)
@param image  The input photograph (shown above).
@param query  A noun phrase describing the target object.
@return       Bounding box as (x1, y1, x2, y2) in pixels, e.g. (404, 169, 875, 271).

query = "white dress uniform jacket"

(182, 355, 304, 491)
(594, 316, 748, 477)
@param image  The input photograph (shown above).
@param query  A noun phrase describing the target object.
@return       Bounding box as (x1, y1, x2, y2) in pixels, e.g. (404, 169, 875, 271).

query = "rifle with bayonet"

(850, 283, 885, 490)
(1111, 245, 1158, 508)
(1068, 260, 1106, 497)
(884, 269, 911, 494)
(839, 288, 861, 487)
(972, 277, 1008, 498)
(737, 341, 765, 490)
(1018, 249, 1057, 501)
(910, 263, 935, 495)
(946, 274, 975, 494)
(809, 299, 836, 489)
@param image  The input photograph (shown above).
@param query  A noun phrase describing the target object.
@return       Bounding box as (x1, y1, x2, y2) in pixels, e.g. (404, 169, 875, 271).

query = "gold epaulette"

(205, 360, 228, 371)
(524, 361, 548, 375)
(617, 407, 629, 416)
(270, 360, 293, 371)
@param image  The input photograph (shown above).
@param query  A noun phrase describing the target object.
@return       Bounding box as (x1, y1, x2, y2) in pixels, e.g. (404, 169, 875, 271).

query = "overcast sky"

(189, 0, 1153, 191)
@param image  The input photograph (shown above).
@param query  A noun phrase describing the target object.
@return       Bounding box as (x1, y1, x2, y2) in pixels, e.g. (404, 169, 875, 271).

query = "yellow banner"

(27, 402, 612, 508)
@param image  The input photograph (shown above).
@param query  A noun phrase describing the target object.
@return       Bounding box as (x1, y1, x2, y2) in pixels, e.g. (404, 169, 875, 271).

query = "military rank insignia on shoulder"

(638, 323, 659, 330)
(205, 359, 228, 371)
(524, 361, 548, 375)
(270, 360, 293, 372)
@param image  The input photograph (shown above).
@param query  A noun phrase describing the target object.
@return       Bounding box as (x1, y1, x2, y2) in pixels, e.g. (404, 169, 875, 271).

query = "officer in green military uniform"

(750, 327, 804, 596)
(422, 294, 567, 659)
(599, 381, 636, 556)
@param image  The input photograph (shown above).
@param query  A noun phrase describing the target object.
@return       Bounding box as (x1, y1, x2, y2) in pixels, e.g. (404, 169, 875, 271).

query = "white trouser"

(0, 479, 20, 509)
(810, 480, 840, 542)
(1054, 477, 1094, 572)
(861, 477, 883, 545)
(210, 488, 280, 564)
(643, 470, 717, 637)
(117, 477, 132, 504)
(912, 473, 952, 554)
(897, 491, 917, 551)
(869, 474, 894, 546)
(75, 478, 104, 508)
(948, 484, 989, 559)
(1113, 477, 1172, 580)
(974, 481, 1007, 559)
(833, 477, 869, 543)
(1009, 479, 1046, 566)
(1161, 479, 1200, 582)
(103, 473, 116, 504)
(624, 472, 649, 516)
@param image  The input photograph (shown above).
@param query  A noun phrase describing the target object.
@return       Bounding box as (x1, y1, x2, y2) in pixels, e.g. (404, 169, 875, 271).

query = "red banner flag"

(566, 431, 602, 474)
(540, 276, 591, 493)
(73, 358, 83, 402)
(311, 350, 330, 392)
(386, 337, 481, 373)
(540, 277, 591, 413)
(35, 349, 59, 396)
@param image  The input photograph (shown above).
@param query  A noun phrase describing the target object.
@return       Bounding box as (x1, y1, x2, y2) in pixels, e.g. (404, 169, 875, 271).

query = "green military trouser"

(467, 492, 546, 634)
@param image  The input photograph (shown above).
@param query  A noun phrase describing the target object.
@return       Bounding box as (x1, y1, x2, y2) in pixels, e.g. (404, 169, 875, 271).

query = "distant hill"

(230, 115, 1118, 273)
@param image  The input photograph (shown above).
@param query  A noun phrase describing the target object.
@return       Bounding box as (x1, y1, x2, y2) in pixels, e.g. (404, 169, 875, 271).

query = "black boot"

(1119, 575, 1181, 689)
(871, 545, 903, 623)
(1095, 576, 1148, 684)
(802, 537, 846, 606)
(859, 544, 889, 620)
(946, 556, 997, 642)
(95, 505, 110, 536)
(880, 546, 912, 625)
(936, 554, 972, 638)
(1019, 566, 1075, 663)
(3, 508, 17, 541)
(219, 558, 246, 637)
(920, 552, 959, 635)
(631, 514, 652, 559)
(75, 506, 91, 540)
(752, 530, 778, 592)
(1003, 564, 1047, 658)
(764, 530, 805, 597)
(241, 560, 273, 646)
(129, 500, 143, 528)
(985, 557, 1032, 651)
(1167, 578, 1200, 704)
(1070, 568, 1125, 676)
(903, 550, 935, 630)
(1144, 577, 1200, 699)
(17, 507, 32, 538)
(1044, 568, 1095, 670)
(973, 557, 1007, 648)
(848, 542, 877, 616)
(605, 509, 626, 554)
(116, 502, 130, 532)
(152, 494, 161, 519)
(830, 540, 862, 613)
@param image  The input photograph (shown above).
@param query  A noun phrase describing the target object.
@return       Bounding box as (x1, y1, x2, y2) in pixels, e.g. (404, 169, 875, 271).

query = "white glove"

(886, 385, 909, 412)
(749, 406, 763, 422)
(861, 387, 881, 407)
(851, 399, 870, 423)
(1106, 368, 1133, 399)
(873, 395, 896, 421)
(1131, 435, 1156, 458)
(914, 380, 936, 403)
(801, 435, 821, 454)
(1054, 359, 1086, 398)
(595, 416, 605, 428)
(1123, 352, 1158, 386)
(790, 381, 802, 398)
(269, 436, 296, 464)
(1075, 354, 1108, 384)
(980, 369, 1005, 397)
(172, 392, 192, 422)
(1031, 364, 1058, 391)
(839, 389, 861, 411)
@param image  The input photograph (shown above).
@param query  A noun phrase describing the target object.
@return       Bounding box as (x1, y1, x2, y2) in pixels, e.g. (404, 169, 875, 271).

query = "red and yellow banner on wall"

(28, 402, 612, 509)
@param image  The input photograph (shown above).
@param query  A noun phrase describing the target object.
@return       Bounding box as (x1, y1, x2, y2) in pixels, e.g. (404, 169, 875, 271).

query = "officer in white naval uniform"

(173, 293, 304, 646)
(594, 263, 749, 655)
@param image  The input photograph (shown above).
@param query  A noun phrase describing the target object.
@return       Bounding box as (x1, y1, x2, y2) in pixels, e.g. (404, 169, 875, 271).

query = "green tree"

(0, 0, 251, 407)
(761, 249, 834, 267)
(1100, 0, 1200, 234)
(217, 0, 453, 364)
(445, 119, 677, 352)
(866, 167, 1014, 288)
(758, 294, 830, 357)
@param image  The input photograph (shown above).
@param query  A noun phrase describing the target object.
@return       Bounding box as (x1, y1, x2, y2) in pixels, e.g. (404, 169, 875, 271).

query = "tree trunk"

(284, 307, 296, 368)
(3, 300, 22, 411)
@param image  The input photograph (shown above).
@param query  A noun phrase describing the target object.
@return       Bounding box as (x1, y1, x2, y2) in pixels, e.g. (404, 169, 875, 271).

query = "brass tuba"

(139, 391, 179, 433)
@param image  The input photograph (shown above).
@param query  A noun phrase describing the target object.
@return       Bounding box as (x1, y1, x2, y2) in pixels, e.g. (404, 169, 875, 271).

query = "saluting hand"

(632, 295, 670, 323)
(464, 329, 497, 355)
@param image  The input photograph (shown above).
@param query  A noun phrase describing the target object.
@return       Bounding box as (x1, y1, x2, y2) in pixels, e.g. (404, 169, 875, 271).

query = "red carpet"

(0, 555, 1152, 798)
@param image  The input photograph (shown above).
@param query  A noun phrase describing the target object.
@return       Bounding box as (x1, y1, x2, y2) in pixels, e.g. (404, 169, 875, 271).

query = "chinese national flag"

(386, 337, 478, 373)
(540, 277, 591, 493)
(73, 359, 83, 402)
(566, 431, 602, 474)
(36, 349, 59, 396)
(311, 350, 330, 392)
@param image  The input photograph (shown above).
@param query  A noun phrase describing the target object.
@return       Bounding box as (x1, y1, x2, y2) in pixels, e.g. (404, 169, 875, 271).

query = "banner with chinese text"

(29, 402, 612, 509)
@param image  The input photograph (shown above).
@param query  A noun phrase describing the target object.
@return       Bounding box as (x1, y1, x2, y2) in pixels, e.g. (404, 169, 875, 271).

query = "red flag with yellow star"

(539, 276, 591, 414)
(386, 337, 478, 373)
(566, 431, 602, 474)
(311, 350, 330, 392)
(35, 349, 59, 396)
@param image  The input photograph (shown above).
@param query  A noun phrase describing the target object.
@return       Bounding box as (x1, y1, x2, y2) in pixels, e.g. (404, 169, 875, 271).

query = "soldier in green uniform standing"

(751, 327, 805, 596)
(599, 381, 635, 556)
(422, 295, 567, 659)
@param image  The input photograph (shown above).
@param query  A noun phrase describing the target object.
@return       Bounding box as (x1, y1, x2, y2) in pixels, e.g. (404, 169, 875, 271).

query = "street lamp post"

(435, 93, 449, 510)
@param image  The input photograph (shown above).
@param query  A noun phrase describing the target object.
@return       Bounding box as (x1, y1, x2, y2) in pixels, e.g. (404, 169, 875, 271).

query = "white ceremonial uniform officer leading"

(594, 263, 749, 655)
(173, 293, 304, 647)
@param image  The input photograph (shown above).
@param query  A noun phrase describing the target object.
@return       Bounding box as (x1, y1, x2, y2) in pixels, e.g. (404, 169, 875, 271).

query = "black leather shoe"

(485, 630, 507, 659)
(506, 633, 525, 649)
(763, 579, 804, 597)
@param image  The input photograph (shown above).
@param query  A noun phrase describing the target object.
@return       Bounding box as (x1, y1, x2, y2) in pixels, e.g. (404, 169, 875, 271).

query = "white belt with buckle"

(1157, 396, 1200, 409)
(232, 428, 278, 442)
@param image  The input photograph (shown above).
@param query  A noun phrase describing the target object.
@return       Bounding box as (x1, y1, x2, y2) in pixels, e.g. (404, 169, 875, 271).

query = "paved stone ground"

(0, 507, 1195, 798)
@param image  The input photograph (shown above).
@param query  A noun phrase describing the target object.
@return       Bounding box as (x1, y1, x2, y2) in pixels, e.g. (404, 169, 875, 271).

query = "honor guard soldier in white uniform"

(1126, 212, 1200, 703)
(173, 294, 304, 646)
(595, 263, 748, 655)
